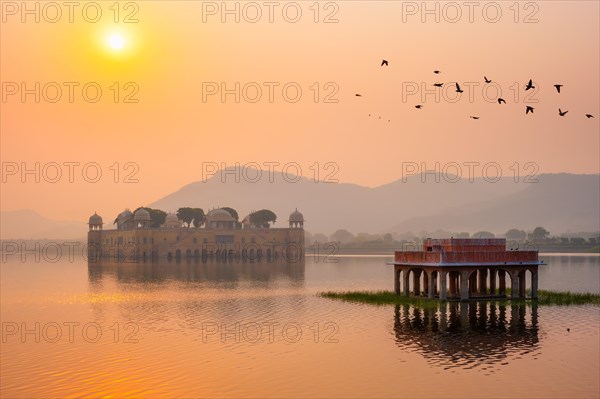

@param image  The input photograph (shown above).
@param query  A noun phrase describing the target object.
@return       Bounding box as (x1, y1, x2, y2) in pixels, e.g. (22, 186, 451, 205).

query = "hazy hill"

(150, 167, 529, 234)
(0, 209, 86, 240)
(388, 173, 600, 235)
(3, 171, 596, 239)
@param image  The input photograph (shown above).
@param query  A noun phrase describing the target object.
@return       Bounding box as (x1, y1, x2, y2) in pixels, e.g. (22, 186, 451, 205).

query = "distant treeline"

(306, 227, 600, 254)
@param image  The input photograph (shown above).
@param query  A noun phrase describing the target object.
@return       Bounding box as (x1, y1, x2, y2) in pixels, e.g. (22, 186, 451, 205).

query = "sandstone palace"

(87, 208, 305, 262)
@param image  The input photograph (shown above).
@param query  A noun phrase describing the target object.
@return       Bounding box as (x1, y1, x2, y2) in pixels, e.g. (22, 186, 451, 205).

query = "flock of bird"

(356, 59, 596, 122)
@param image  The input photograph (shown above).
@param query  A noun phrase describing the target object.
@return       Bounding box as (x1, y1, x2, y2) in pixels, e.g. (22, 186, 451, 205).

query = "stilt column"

(531, 269, 538, 299)
(460, 271, 470, 301)
(439, 271, 447, 300)
(413, 269, 422, 296)
(479, 269, 488, 295)
(427, 271, 434, 298)
(499, 270, 506, 296)
(489, 269, 497, 295)
(511, 271, 520, 300)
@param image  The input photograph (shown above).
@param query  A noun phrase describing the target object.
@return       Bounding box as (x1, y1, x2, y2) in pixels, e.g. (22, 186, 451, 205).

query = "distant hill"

(149, 167, 530, 234)
(0, 210, 86, 240)
(387, 173, 600, 235)
(3, 172, 596, 239)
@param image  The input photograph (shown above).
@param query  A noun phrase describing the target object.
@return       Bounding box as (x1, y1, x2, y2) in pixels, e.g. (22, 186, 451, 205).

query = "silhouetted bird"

(355, 94, 362, 97)
(525, 79, 535, 90)
(433, 83, 443, 87)
(586, 114, 594, 118)
(415, 105, 423, 109)
(526, 106, 534, 114)
(381, 60, 388, 66)
(559, 108, 568, 116)
(484, 76, 492, 83)
(379, 116, 381, 119)
(554, 84, 563, 93)
(567, 328, 570, 332)
(470, 116, 479, 119)
(434, 70, 440, 74)
(498, 98, 506, 104)
(368, 114, 371, 116)
(455, 83, 464, 93)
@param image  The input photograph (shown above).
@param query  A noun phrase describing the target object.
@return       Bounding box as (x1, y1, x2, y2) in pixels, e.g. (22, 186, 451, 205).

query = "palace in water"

(87, 208, 305, 261)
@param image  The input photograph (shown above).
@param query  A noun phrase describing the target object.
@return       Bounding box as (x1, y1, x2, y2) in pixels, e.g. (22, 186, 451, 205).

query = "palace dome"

(289, 209, 304, 222)
(88, 212, 103, 225)
(163, 212, 180, 227)
(207, 208, 234, 222)
(133, 208, 151, 221)
(117, 209, 133, 223)
(165, 213, 178, 223)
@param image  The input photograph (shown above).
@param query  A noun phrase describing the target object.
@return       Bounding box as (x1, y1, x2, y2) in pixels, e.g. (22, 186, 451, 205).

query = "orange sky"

(1, 1, 599, 222)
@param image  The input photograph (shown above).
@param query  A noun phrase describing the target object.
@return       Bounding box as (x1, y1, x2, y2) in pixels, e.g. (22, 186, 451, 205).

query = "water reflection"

(392, 302, 540, 371)
(88, 257, 305, 286)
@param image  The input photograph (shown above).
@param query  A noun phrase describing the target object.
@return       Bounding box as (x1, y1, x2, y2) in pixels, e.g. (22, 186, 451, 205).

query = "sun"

(107, 34, 126, 51)
(93, 25, 140, 62)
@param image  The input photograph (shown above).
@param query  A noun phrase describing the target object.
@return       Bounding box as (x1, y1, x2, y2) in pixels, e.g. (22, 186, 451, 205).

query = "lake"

(1, 253, 599, 398)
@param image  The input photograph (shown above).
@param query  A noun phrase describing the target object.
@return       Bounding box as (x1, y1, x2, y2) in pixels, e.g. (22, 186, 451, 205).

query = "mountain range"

(1, 170, 598, 239)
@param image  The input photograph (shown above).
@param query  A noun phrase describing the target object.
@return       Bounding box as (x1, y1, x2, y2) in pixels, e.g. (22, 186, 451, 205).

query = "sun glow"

(97, 26, 138, 57)
(108, 34, 126, 50)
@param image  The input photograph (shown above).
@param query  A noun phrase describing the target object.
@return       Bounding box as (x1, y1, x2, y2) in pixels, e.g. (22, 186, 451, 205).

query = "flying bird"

(484, 76, 492, 83)
(585, 114, 594, 118)
(415, 105, 423, 109)
(498, 98, 506, 104)
(355, 94, 362, 97)
(470, 116, 479, 120)
(559, 108, 568, 116)
(434, 70, 440, 74)
(526, 106, 534, 114)
(567, 328, 570, 332)
(381, 59, 388, 66)
(433, 83, 443, 87)
(554, 84, 563, 93)
(455, 83, 464, 93)
(525, 79, 535, 90)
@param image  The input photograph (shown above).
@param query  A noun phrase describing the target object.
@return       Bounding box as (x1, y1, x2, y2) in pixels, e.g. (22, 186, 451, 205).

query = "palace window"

(216, 235, 234, 244)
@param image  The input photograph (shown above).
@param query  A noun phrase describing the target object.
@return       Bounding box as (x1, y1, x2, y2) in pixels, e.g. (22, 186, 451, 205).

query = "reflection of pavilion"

(390, 238, 545, 300)
(88, 257, 305, 285)
(392, 302, 540, 369)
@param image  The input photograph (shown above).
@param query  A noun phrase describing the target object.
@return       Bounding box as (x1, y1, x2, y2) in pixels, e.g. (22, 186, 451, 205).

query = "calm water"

(1, 254, 599, 398)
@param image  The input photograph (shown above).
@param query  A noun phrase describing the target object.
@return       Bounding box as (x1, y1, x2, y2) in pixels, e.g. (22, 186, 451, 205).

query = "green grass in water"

(319, 289, 600, 307)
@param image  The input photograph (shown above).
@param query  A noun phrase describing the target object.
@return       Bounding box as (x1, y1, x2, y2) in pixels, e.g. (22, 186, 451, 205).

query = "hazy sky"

(1, 1, 599, 221)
